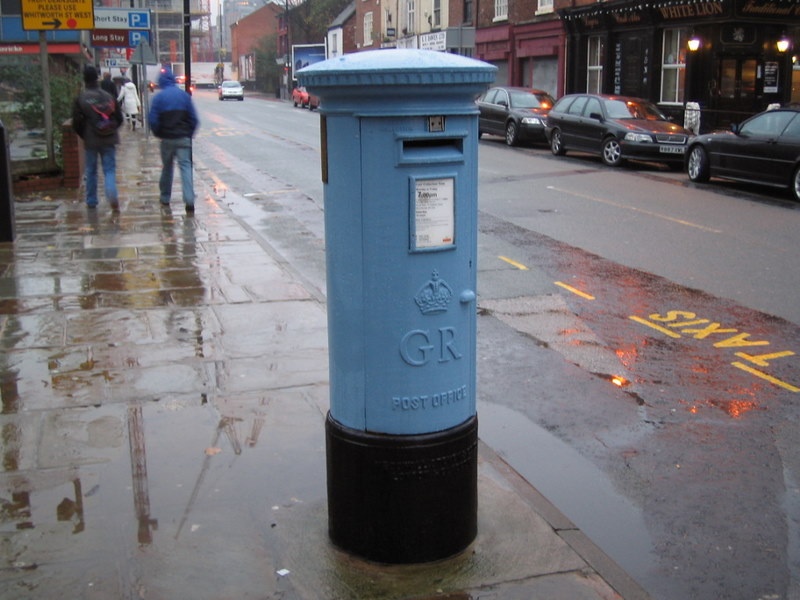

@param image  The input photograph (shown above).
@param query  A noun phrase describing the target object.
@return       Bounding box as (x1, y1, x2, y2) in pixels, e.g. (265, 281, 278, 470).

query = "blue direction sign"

(94, 7, 150, 30)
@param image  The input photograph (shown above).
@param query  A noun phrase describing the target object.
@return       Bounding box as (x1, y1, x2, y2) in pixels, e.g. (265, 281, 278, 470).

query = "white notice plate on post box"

(413, 178, 454, 250)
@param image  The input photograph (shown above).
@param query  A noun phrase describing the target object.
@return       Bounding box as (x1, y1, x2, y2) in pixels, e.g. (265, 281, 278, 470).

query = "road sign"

(129, 41, 158, 65)
(90, 29, 151, 48)
(21, 0, 94, 30)
(94, 8, 150, 30)
(105, 58, 131, 68)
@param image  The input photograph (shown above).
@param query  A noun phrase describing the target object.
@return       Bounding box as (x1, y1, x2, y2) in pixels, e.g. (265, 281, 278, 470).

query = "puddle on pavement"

(478, 400, 655, 583)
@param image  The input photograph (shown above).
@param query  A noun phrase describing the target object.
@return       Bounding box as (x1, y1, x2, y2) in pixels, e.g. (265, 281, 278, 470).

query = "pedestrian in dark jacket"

(71, 65, 123, 212)
(148, 67, 200, 213)
(100, 71, 117, 97)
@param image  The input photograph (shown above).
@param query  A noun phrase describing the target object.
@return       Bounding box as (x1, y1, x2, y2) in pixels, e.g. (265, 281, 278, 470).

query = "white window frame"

(405, 0, 416, 34)
(587, 36, 604, 93)
(493, 0, 507, 22)
(364, 11, 374, 46)
(660, 28, 687, 105)
(536, 0, 553, 15)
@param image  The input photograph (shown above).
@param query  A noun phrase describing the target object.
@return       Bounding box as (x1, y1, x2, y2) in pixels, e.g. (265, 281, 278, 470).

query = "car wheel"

(550, 129, 566, 156)
(219, 97, 223, 101)
(238, 97, 244, 101)
(686, 145, 710, 183)
(505, 121, 519, 146)
(601, 137, 623, 167)
(791, 165, 800, 202)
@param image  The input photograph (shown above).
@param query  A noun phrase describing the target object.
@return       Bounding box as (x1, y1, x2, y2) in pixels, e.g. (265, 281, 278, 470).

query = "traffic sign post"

(93, 8, 151, 30)
(90, 29, 151, 48)
(21, 0, 94, 30)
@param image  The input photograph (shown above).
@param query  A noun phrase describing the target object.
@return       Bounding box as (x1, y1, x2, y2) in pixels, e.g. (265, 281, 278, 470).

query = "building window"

(433, 0, 441, 27)
(463, 0, 473, 23)
(587, 36, 604, 93)
(536, 0, 553, 14)
(406, 0, 415, 33)
(364, 11, 373, 46)
(494, 0, 507, 22)
(331, 33, 339, 56)
(661, 29, 687, 104)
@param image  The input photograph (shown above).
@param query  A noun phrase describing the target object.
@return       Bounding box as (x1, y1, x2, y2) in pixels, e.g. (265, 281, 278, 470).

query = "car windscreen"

(509, 90, 553, 109)
(604, 99, 665, 120)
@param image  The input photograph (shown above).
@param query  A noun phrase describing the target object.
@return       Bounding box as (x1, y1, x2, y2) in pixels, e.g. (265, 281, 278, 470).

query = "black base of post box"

(326, 413, 478, 564)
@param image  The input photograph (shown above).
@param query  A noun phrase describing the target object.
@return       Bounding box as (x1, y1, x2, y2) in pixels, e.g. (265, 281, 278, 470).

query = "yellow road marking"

(731, 362, 800, 393)
(555, 281, 595, 300)
(498, 256, 529, 270)
(629, 315, 682, 338)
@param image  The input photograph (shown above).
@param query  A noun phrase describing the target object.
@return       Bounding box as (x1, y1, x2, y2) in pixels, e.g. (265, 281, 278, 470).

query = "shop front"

(559, 0, 799, 132)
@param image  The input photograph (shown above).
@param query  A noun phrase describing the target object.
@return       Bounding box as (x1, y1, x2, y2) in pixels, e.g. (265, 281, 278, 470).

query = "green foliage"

(254, 34, 281, 94)
(49, 70, 82, 167)
(292, 0, 352, 43)
(0, 59, 81, 167)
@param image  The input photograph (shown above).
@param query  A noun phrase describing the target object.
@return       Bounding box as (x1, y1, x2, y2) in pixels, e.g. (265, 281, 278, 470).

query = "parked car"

(307, 91, 320, 110)
(477, 86, 555, 146)
(545, 94, 692, 168)
(292, 86, 310, 108)
(686, 106, 800, 202)
(218, 80, 244, 101)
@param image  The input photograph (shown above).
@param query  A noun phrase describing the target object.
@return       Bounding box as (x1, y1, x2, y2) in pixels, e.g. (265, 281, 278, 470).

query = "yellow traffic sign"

(21, 0, 94, 31)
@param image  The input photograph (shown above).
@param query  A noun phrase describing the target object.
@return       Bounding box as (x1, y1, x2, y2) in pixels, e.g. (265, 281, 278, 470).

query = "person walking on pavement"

(71, 65, 123, 212)
(148, 67, 199, 213)
(117, 78, 141, 131)
(100, 71, 117, 97)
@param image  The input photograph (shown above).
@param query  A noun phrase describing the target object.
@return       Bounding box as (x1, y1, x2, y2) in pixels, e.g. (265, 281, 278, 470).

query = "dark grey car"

(545, 93, 691, 168)
(477, 87, 555, 146)
(686, 106, 800, 202)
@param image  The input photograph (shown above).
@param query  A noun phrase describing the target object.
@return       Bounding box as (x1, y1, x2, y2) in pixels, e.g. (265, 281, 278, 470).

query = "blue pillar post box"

(298, 50, 495, 564)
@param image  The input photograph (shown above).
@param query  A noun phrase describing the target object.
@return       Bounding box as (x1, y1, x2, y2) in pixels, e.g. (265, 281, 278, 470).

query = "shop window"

(494, 0, 507, 21)
(661, 29, 687, 104)
(587, 37, 604, 93)
(364, 11, 373, 46)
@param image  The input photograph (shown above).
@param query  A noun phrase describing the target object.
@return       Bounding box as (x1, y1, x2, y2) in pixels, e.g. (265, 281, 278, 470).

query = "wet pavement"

(0, 129, 650, 598)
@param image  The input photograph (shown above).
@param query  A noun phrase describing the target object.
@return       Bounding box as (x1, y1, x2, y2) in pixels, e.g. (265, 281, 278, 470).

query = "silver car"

(218, 80, 244, 101)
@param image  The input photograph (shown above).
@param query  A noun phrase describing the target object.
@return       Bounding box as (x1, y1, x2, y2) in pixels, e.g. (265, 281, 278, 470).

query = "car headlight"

(521, 117, 542, 126)
(624, 132, 653, 143)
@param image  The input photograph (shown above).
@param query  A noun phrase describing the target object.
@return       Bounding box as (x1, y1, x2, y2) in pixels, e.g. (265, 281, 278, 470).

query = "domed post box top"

(297, 49, 497, 114)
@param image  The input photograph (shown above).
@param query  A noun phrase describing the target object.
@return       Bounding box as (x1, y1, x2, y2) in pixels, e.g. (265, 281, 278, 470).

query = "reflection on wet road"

(477, 210, 800, 599)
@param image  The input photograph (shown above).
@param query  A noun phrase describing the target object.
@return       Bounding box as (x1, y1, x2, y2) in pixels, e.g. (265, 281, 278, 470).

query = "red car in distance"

(292, 86, 320, 110)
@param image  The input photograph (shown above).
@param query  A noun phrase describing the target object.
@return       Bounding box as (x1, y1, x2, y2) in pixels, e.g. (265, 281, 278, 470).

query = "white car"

(218, 80, 244, 101)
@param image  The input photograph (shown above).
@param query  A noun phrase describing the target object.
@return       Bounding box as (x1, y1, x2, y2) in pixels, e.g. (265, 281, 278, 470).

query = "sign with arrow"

(21, 0, 94, 30)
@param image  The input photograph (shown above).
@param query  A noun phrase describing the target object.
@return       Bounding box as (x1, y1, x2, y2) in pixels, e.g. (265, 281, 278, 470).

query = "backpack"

(87, 94, 118, 136)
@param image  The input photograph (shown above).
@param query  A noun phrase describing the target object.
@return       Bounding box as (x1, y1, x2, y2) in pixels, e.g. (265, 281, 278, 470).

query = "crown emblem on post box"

(414, 270, 453, 315)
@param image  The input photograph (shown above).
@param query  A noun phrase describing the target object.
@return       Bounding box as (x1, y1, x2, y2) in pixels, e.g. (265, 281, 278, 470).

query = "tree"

(254, 34, 281, 94)
(291, 0, 352, 44)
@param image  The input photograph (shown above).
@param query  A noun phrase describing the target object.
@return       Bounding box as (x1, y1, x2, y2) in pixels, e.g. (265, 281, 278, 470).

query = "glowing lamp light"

(777, 37, 790, 53)
(687, 36, 701, 52)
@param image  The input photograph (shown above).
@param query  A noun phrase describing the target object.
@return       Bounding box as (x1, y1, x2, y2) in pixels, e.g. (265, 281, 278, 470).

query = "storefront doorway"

(712, 55, 758, 125)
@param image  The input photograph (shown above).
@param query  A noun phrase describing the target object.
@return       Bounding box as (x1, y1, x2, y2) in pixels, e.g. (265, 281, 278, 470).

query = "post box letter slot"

(401, 138, 464, 164)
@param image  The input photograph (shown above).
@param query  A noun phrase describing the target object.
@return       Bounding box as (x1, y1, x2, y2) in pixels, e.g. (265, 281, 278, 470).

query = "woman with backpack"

(117, 78, 142, 131)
